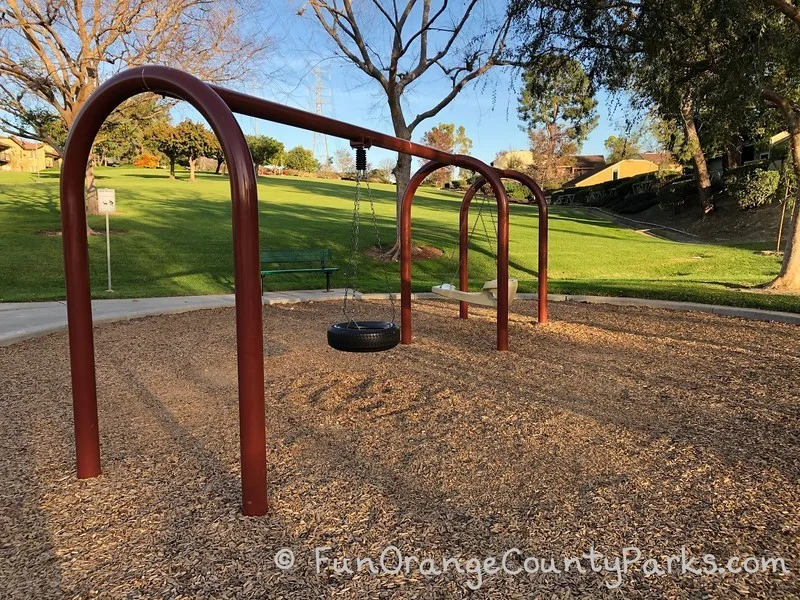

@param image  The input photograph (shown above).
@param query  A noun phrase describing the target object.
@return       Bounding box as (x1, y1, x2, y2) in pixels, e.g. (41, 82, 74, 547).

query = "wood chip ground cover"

(0, 300, 797, 598)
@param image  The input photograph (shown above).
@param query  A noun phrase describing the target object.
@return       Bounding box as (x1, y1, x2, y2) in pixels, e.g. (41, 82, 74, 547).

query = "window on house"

(760, 152, 770, 160)
(612, 169, 619, 181)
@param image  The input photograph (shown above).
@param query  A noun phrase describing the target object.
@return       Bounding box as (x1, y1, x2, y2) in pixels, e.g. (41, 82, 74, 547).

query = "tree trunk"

(215, 158, 223, 174)
(169, 157, 175, 179)
(384, 95, 412, 259)
(189, 157, 196, 181)
(769, 122, 800, 289)
(679, 97, 714, 214)
(85, 160, 99, 215)
(393, 152, 412, 220)
(724, 134, 743, 172)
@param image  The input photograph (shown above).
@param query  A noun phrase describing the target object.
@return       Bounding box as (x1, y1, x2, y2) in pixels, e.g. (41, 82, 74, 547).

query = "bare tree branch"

(0, 0, 271, 142)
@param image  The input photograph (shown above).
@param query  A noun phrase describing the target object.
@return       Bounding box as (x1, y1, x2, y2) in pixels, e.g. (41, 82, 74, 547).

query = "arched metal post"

(401, 157, 511, 351)
(459, 169, 548, 324)
(60, 66, 267, 516)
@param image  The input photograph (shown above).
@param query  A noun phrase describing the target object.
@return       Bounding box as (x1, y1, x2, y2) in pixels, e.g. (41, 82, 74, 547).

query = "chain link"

(364, 177, 396, 322)
(446, 187, 495, 285)
(341, 148, 396, 324)
(342, 171, 361, 324)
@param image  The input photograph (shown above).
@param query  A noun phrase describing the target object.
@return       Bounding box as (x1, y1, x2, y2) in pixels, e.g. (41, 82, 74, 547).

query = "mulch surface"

(1, 300, 798, 598)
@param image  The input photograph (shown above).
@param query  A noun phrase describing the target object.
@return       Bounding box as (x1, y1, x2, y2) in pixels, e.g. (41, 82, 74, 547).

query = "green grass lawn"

(1, 166, 799, 312)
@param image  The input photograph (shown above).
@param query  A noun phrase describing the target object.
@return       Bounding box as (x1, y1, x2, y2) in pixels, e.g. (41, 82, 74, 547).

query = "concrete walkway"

(0, 290, 349, 346)
(1, 290, 797, 346)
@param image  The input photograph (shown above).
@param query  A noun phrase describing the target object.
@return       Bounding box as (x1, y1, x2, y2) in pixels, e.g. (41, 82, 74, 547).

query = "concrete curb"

(352, 292, 800, 324)
(1, 290, 797, 347)
(555, 294, 800, 325)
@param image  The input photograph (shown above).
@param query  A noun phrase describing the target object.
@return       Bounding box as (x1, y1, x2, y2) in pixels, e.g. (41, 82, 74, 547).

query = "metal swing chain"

(342, 170, 362, 324)
(363, 178, 397, 322)
(480, 197, 497, 258)
(446, 188, 494, 286)
(342, 146, 396, 325)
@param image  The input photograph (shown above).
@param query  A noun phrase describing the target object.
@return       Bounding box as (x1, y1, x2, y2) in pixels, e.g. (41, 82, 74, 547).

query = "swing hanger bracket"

(349, 138, 372, 150)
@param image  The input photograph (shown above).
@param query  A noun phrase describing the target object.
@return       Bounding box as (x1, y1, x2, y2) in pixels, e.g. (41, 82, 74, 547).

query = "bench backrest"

(261, 248, 333, 264)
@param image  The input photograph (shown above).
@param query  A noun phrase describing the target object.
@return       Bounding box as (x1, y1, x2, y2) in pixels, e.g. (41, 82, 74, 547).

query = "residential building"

(570, 158, 667, 187)
(0, 136, 61, 172)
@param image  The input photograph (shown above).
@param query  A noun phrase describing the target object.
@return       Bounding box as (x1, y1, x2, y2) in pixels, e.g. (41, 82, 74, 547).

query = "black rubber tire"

(327, 321, 401, 352)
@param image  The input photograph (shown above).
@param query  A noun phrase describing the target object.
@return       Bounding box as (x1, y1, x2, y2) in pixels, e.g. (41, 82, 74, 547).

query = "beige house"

(0, 136, 61, 172)
(571, 158, 665, 187)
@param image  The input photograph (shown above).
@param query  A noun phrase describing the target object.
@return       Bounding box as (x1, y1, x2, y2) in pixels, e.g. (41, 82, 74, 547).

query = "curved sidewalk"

(1, 290, 797, 347)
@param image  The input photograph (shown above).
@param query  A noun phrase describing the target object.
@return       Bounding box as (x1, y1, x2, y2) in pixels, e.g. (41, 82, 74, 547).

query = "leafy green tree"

(518, 56, 598, 143)
(94, 97, 171, 165)
(518, 56, 598, 188)
(149, 123, 182, 179)
(604, 134, 642, 163)
(206, 135, 225, 174)
(649, 114, 690, 164)
(283, 146, 320, 172)
(246, 135, 284, 172)
(710, 0, 800, 288)
(512, 0, 800, 286)
(419, 123, 472, 187)
(174, 120, 212, 182)
(509, 0, 736, 213)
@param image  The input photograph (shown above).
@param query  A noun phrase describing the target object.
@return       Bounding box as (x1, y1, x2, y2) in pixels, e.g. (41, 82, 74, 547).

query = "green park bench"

(260, 249, 338, 292)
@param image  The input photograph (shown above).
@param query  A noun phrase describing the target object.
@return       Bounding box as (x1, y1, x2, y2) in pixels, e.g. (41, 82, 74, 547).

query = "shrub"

(612, 180, 636, 199)
(657, 190, 683, 212)
(505, 181, 528, 202)
(314, 171, 342, 180)
(725, 160, 770, 179)
(727, 169, 780, 210)
(133, 153, 159, 169)
(657, 179, 695, 212)
(450, 179, 464, 189)
(573, 189, 590, 205)
(615, 191, 659, 214)
(368, 168, 391, 183)
(282, 168, 341, 179)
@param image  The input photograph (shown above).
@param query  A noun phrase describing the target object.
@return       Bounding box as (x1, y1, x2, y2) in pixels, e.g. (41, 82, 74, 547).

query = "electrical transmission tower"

(309, 68, 331, 166)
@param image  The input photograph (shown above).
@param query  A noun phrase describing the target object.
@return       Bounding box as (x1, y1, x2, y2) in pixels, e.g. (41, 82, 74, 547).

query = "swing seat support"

(431, 278, 518, 307)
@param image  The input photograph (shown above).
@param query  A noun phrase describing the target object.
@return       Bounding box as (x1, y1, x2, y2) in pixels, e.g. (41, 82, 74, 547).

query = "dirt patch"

(363, 243, 443, 260)
(604, 195, 788, 245)
(0, 300, 797, 597)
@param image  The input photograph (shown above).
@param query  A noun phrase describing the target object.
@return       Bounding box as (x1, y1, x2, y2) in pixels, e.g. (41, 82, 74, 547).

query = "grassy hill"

(1, 166, 798, 312)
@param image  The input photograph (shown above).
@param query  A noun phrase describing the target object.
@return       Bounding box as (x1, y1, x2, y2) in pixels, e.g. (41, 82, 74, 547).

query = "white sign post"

(97, 189, 116, 292)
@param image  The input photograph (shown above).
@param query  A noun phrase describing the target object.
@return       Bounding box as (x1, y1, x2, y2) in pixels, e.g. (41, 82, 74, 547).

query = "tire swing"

(327, 145, 400, 353)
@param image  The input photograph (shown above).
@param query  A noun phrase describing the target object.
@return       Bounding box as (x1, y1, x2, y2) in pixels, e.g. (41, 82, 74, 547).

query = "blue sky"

(176, 1, 636, 166)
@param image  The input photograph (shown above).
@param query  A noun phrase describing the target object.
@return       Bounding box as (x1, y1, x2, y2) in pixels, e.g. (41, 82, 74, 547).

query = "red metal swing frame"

(60, 65, 548, 516)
